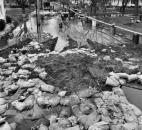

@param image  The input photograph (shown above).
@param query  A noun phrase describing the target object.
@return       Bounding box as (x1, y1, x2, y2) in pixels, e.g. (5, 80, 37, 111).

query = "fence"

(55, 2, 142, 45)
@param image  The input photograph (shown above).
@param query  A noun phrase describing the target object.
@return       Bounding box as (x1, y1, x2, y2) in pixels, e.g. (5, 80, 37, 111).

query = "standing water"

(27, 15, 68, 51)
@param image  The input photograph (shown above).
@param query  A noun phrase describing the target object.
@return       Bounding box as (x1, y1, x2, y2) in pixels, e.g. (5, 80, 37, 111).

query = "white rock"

(58, 91, 67, 97)
(17, 79, 35, 88)
(40, 84, 55, 93)
(8, 54, 17, 62)
(65, 125, 80, 130)
(129, 104, 142, 117)
(0, 98, 6, 105)
(38, 124, 48, 130)
(119, 79, 126, 86)
(111, 49, 116, 53)
(112, 87, 125, 96)
(117, 73, 129, 79)
(102, 49, 107, 53)
(89, 121, 109, 130)
(21, 64, 36, 69)
(0, 122, 11, 130)
(48, 96, 60, 106)
(39, 71, 47, 80)
(128, 74, 138, 82)
(114, 58, 123, 62)
(18, 69, 31, 75)
(106, 76, 120, 87)
(122, 123, 138, 130)
(0, 104, 7, 114)
(103, 56, 111, 61)
(12, 101, 26, 111)
(18, 55, 28, 66)
(0, 57, 6, 63)
(109, 72, 119, 80)
(34, 67, 45, 74)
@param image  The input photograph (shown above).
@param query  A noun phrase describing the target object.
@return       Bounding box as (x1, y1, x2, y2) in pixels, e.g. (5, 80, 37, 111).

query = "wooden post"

(133, 33, 139, 44)
(111, 24, 116, 36)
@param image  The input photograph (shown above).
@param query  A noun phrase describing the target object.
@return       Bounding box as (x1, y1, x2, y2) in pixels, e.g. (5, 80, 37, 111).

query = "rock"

(17, 79, 35, 88)
(5, 84, 19, 93)
(12, 97, 34, 111)
(117, 73, 129, 79)
(80, 100, 95, 115)
(49, 123, 63, 130)
(40, 84, 55, 93)
(60, 97, 70, 106)
(112, 87, 125, 96)
(39, 71, 47, 80)
(114, 58, 123, 62)
(72, 105, 83, 117)
(111, 49, 116, 53)
(120, 103, 138, 123)
(9, 123, 17, 130)
(60, 107, 71, 118)
(34, 67, 45, 74)
(11, 101, 26, 111)
(3, 63, 11, 68)
(103, 56, 111, 61)
(8, 55, 17, 62)
(58, 118, 71, 128)
(0, 92, 7, 98)
(38, 124, 48, 130)
(128, 74, 138, 82)
(88, 121, 109, 130)
(48, 96, 60, 106)
(122, 123, 138, 130)
(79, 111, 101, 129)
(129, 104, 142, 117)
(49, 115, 58, 124)
(119, 79, 126, 86)
(0, 98, 6, 105)
(0, 104, 7, 114)
(102, 49, 107, 53)
(105, 76, 120, 87)
(21, 64, 36, 70)
(68, 116, 78, 126)
(64, 125, 80, 130)
(0, 57, 6, 64)
(58, 91, 67, 97)
(17, 69, 31, 76)
(78, 88, 96, 98)
(94, 98, 104, 108)
(110, 124, 123, 130)
(138, 115, 142, 125)
(11, 73, 18, 79)
(36, 96, 46, 106)
(0, 122, 11, 130)
(69, 95, 80, 106)
(18, 55, 28, 66)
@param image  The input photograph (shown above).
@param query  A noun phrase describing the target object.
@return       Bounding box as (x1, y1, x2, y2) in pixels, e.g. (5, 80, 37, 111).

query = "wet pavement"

(27, 12, 124, 52)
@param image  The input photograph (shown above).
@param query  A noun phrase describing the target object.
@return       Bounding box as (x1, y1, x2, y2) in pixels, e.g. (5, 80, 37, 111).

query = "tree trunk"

(120, 0, 129, 15)
(135, 0, 139, 16)
(90, 0, 97, 16)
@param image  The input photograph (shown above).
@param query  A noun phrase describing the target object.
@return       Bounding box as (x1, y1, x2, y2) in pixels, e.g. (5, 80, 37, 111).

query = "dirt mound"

(36, 49, 107, 92)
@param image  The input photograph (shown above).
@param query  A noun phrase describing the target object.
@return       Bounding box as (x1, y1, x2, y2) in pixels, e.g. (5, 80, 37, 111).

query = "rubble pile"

(0, 43, 142, 130)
